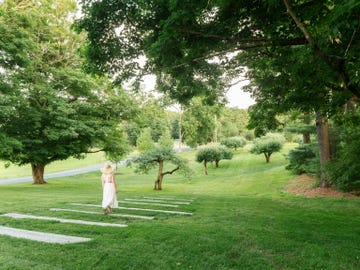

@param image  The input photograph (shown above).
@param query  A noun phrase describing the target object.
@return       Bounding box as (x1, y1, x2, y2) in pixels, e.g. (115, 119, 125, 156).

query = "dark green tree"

(136, 128, 155, 153)
(76, 0, 359, 187)
(218, 107, 249, 138)
(326, 108, 360, 192)
(182, 98, 221, 147)
(0, 0, 132, 184)
(286, 143, 319, 175)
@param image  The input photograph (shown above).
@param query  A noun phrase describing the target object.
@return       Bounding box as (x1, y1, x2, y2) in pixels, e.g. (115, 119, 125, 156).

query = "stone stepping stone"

(1, 213, 127, 228)
(124, 198, 191, 205)
(143, 196, 193, 203)
(50, 208, 154, 220)
(70, 203, 193, 216)
(0, 225, 91, 244)
(118, 200, 179, 208)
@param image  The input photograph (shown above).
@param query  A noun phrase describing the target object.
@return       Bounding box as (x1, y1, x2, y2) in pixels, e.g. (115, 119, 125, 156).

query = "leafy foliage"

(285, 143, 319, 175)
(182, 98, 220, 147)
(136, 128, 155, 153)
(326, 110, 360, 192)
(218, 108, 249, 138)
(157, 129, 174, 149)
(250, 135, 284, 163)
(220, 137, 247, 151)
(0, 0, 132, 183)
(196, 146, 233, 174)
(127, 146, 192, 189)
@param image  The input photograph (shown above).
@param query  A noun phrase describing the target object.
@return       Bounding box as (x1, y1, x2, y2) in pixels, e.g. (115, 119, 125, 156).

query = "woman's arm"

(112, 174, 118, 192)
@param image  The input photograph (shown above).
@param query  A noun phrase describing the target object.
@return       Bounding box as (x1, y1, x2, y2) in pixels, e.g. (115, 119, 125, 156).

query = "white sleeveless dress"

(102, 174, 118, 209)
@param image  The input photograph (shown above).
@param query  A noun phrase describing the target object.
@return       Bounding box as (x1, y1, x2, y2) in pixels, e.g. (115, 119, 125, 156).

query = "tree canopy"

(250, 134, 284, 163)
(76, 0, 359, 105)
(128, 146, 191, 190)
(196, 146, 233, 175)
(0, 0, 132, 183)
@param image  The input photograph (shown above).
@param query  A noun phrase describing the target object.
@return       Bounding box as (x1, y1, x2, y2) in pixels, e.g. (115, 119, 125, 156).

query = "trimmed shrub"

(196, 146, 233, 175)
(220, 136, 247, 150)
(250, 135, 284, 163)
(285, 143, 319, 175)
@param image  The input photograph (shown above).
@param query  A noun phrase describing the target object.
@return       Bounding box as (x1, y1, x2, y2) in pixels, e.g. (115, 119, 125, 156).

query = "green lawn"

(0, 145, 359, 269)
(0, 152, 106, 179)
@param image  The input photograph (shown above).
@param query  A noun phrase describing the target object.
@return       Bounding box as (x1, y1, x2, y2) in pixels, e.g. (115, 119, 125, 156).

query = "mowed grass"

(0, 152, 106, 179)
(0, 144, 359, 270)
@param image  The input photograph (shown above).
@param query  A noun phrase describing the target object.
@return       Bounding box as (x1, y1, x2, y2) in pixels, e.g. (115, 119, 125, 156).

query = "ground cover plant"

(0, 145, 359, 269)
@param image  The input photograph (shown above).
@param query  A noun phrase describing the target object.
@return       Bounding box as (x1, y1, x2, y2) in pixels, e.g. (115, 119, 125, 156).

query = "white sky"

(142, 75, 255, 109)
(226, 79, 255, 109)
(74, 1, 255, 109)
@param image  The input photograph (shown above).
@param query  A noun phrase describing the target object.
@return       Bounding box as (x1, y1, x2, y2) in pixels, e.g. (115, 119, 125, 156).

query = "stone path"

(49, 208, 154, 220)
(1, 213, 128, 228)
(0, 196, 193, 244)
(70, 203, 193, 216)
(142, 196, 193, 202)
(124, 198, 191, 205)
(0, 225, 91, 244)
(117, 200, 179, 208)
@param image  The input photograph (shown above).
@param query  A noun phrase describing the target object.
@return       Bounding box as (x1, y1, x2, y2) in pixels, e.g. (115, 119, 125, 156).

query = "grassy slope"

(0, 152, 106, 179)
(0, 145, 359, 270)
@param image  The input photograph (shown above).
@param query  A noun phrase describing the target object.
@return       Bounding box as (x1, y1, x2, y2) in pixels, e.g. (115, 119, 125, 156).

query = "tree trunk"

(31, 163, 46, 184)
(154, 160, 163, 190)
(178, 109, 183, 152)
(215, 160, 219, 167)
(315, 112, 331, 188)
(203, 160, 208, 175)
(214, 115, 218, 143)
(264, 153, 270, 163)
(303, 113, 311, 144)
(303, 133, 311, 144)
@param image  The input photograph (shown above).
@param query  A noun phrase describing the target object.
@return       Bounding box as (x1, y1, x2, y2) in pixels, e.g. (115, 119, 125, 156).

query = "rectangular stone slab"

(0, 225, 91, 244)
(1, 213, 127, 228)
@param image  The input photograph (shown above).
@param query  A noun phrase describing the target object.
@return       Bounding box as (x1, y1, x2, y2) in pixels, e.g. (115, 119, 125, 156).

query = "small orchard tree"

(250, 136, 284, 163)
(220, 137, 247, 151)
(127, 146, 191, 190)
(196, 147, 233, 175)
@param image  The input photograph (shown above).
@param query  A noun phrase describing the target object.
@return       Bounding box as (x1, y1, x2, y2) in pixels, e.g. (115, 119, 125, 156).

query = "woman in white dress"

(101, 163, 118, 214)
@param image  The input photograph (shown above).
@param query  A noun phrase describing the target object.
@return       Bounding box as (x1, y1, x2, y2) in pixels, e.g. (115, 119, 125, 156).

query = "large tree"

(76, 0, 359, 187)
(0, 0, 132, 184)
(182, 98, 220, 147)
(76, 0, 359, 98)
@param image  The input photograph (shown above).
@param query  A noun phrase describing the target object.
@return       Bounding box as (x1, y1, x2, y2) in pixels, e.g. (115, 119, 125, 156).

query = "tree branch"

(345, 16, 360, 57)
(283, 0, 312, 43)
(172, 37, 306, 69)
(162, 166, 180, 176)
(283, 0, 360, 98)
(87, 149, 104, 153)
(178, 29, 270, 43)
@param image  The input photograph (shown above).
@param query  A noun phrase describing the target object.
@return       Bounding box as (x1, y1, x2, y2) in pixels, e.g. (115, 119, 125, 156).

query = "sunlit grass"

(0, 152, 106, 179)
(0, 143, 359, 269)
